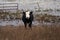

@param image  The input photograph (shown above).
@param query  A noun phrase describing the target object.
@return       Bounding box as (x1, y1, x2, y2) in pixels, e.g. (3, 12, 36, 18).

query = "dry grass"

(0, 25, 60, 40)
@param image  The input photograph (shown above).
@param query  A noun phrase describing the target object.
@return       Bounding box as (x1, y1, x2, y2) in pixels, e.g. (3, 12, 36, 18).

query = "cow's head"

(25, 11, 30, 19)
(23, 11, 33, 19)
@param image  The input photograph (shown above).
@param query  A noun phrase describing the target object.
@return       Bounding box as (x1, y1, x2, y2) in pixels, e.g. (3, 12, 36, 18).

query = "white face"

(26, 11, 30, 19)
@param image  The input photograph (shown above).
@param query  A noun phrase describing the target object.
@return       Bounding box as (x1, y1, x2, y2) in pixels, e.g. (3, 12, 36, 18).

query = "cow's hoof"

(25, 27, 27, 29)
(29, 27, 32, 30)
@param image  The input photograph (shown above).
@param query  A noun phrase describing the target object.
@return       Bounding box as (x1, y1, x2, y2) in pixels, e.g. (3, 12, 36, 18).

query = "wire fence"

(0, 3, 18, 12)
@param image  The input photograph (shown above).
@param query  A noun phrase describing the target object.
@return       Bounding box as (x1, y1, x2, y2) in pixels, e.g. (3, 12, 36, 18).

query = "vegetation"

(35, 13, 60, 23)
(0, 9, 60, 40)
(0, 11, 22, 20)
(0, 11, 60, 23)
(56, 9, 60, 11)
(0, 25, 60, 40)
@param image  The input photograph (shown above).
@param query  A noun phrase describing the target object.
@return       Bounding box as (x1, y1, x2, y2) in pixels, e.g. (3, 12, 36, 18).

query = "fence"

(0, 3, 18, 13)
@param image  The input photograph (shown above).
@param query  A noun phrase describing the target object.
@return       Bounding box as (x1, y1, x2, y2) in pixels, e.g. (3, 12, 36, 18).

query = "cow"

(22, 10, 34, 29)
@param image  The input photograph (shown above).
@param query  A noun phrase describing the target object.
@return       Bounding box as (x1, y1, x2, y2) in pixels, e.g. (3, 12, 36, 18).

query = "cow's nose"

(26, 17, 29, 19)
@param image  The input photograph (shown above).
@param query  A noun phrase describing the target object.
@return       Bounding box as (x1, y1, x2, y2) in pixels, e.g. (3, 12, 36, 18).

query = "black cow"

(22, 11, 34, 28)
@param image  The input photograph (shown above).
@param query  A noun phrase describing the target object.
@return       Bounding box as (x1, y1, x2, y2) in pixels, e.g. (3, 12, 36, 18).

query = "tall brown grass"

(0, 25, 60, 40)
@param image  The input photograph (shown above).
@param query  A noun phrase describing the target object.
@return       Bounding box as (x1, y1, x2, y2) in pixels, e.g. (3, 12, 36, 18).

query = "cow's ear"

(23, 12, 25, 14)
(30, 11, 33, 15)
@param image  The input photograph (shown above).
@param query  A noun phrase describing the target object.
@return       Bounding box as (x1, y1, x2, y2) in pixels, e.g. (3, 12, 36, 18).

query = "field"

(0, 25, 60, 40)
(0, 11, 60, 40)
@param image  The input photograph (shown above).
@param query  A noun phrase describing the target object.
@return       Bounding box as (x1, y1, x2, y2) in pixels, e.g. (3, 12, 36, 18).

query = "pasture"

(0, 25, 60, 40)
(0, 11, 60, 40)
(0, 2, 60, 40)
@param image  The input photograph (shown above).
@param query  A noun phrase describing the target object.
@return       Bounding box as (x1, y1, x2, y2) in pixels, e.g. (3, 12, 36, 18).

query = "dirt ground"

(0, 25, 60, 40)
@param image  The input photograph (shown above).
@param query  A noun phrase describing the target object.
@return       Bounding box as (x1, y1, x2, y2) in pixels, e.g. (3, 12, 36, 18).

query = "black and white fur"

(22, 11, 34, 28)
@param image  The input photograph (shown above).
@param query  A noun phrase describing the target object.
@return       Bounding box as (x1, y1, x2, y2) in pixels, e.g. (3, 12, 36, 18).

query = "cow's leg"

(29, 22, 32, 28)
(24, 22, 27, 28)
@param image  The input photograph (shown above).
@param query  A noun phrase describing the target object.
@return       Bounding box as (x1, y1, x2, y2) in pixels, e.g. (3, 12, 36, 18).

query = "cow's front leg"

(24, 22, 27, 28)
(29, 22, 32, 28)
